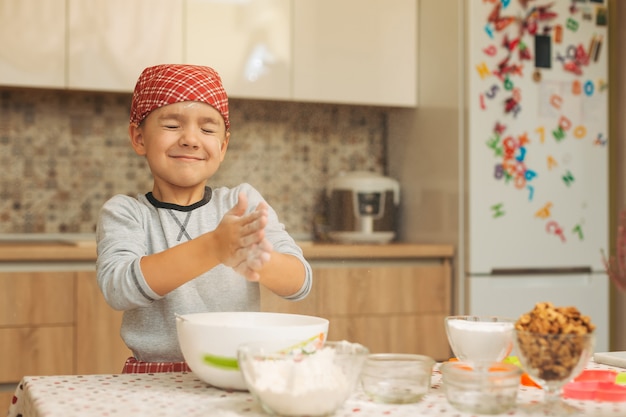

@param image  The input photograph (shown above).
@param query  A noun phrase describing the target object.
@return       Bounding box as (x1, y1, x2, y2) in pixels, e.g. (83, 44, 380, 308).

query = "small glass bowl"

(360, 353, 435, 404)
(440, 361, 521, 415)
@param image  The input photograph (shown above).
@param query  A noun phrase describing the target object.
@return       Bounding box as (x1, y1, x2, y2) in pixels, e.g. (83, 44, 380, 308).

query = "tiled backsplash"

(0, 87, 388, 237)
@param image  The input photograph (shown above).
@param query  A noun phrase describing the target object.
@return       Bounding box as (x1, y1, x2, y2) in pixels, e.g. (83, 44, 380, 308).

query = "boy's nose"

(179, 131, 200, 148)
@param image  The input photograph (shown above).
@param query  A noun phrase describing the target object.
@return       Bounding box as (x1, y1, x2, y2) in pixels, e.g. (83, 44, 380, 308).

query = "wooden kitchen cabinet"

(0, 0, 66, 88)
(67, 0, 183, 92)
(292, 0, 417, 107)
(0, 271, 75, 408)
(0, 271, 75, 327)
(261, 258, 452, 361)
(75, 271, 131, 375)
(185, 0, 292, 100)
(0, 272, 75, 384)
(0, 327, 74, 382)
(0, 269, 130, 408)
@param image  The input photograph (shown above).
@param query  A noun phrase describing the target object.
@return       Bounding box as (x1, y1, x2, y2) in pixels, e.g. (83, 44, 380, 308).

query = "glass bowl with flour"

(445, 316, 515, 367)
(238, 340, 369, 416)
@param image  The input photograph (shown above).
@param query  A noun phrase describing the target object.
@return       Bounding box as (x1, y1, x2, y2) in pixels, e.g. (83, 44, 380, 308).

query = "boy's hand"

(233, 237, 273, 282)
(214, 193, 268, 269)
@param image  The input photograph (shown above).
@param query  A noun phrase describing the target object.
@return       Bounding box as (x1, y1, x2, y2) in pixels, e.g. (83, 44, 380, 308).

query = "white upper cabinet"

(185, 0, 291, 100)
(292, 0, 417, 107)
(67, 0, 183, 92)
(0, 0, 66, 89)
(0, 0, 417, 106)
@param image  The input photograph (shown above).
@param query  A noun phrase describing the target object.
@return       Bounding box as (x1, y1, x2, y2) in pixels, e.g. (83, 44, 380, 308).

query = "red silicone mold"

(562, 370, 626, 402)
(574, 369, 618, 383)
(563, 381, 626, 402)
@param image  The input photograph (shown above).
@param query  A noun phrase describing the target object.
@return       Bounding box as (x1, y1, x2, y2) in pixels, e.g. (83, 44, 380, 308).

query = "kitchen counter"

(6, 361, 626, 417)
(0, 240, 97, 262)
(0, 238, 454, 262)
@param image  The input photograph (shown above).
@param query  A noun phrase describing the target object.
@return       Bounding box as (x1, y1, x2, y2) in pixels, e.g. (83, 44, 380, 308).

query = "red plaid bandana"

(130, 64, 230, 130)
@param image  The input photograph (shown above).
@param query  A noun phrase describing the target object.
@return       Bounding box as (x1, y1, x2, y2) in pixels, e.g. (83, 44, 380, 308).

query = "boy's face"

(129, 101, 230, 199)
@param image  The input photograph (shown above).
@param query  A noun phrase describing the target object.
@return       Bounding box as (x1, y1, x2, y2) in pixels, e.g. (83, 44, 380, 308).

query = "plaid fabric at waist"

(122, 357, 192, 373)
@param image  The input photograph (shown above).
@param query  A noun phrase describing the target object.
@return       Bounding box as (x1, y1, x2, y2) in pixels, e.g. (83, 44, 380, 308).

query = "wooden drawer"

(260, 261, 453, 361)
(0, 326, 74, 383)
(260, 285, 318, 316)
(0, 272, 75, 326)
(261, 263, 450, 317)
(327, 313, 451, 361)
(316, 264, 450, 316)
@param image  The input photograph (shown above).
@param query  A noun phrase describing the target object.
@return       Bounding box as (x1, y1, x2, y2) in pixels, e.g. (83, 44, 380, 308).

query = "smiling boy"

(96, 64, 312, 371)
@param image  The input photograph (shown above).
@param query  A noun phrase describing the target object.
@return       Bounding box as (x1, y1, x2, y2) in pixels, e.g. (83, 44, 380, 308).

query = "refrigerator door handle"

(482, 275, 595, 289)
(491, 266, 592, 275)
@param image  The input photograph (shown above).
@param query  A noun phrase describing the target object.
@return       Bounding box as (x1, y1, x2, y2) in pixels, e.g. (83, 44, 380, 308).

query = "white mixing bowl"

(176, 311, 329, 390)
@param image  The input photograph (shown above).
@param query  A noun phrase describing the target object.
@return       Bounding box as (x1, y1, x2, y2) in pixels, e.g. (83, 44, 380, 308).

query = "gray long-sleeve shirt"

(96, 183, 312, 362)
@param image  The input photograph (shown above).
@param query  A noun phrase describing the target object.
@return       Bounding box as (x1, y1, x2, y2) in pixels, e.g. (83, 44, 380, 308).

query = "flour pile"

(247, 346, 351, 416)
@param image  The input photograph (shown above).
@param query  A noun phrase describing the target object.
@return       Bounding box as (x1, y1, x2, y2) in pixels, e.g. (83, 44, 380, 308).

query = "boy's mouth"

(171, 154, 205, 162)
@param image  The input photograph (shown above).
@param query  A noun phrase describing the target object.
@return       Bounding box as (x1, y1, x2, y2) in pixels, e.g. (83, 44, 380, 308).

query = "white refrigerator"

(467, 0, 610, 352)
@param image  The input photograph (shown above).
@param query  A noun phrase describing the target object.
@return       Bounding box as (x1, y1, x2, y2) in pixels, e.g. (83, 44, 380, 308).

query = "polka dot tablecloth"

(6, 361, 626, 417)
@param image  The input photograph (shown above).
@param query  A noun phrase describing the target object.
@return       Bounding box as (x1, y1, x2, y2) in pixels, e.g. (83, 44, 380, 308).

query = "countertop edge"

(301, 243, 455, 259)
(0, 244, 98, 262)
(0, 241, 455, 262)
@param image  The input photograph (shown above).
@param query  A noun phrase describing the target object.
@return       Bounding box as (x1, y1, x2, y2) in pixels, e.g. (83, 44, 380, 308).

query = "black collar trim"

(146, 187, 212, 212)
